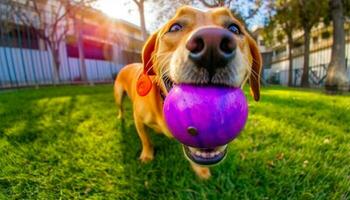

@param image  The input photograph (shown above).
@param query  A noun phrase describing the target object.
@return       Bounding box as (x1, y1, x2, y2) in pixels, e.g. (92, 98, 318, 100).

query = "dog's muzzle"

(186, 27, 236, 77)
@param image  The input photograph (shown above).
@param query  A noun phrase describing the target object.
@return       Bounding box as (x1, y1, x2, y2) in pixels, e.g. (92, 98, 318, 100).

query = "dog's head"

(138, 6, 262, 165)
(138, 6, 262, 101)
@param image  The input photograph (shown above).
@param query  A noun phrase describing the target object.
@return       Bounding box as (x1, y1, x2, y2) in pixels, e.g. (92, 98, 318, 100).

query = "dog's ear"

(142, 31, 159, 75)
(247, 36, 262, 101)
(137, 32, 158, 96)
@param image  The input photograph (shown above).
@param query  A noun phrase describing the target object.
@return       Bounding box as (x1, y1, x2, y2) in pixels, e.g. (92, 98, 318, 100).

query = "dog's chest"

(144, 114, 172, 137)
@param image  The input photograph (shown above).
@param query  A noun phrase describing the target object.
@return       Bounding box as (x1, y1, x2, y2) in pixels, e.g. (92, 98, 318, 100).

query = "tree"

(132, 0, 194, 38)
(137, 0, 265, 37)
(132, 0, 148, 40)
(344, 0, 350, 18)
(198, 0, 228, 7)
(149, 0, 194, 31)
(12, 0, 94, 83)
(198, 0, 264, 23)
(72, 14, 88, 82)
(325, 0, 349, 92)
(266, 0, 298, 86)
(296, 0, 328, 87)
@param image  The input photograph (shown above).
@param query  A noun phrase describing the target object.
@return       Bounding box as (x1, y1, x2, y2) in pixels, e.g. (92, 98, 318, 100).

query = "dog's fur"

(114, 6, 262, 179)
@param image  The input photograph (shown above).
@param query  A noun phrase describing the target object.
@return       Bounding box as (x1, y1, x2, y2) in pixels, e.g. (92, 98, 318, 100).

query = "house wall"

(268, 42, 350, 87)
(0, 0, 143, 88)
(0, 45, 124, 86)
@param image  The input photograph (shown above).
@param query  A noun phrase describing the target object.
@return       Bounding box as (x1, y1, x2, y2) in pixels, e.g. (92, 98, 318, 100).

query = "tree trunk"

(46, 41, 60, 84)
(74, 17, 87, 83)
(52, 48, 60, 84)
(138, 0, 147, 40)
(287, 33, 294, 86)
(301, 29, 310, 87)
(325, 0, 349, 92)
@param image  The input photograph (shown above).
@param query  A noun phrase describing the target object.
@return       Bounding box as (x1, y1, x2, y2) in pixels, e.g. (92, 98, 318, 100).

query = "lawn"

(0, 85, 349, 199)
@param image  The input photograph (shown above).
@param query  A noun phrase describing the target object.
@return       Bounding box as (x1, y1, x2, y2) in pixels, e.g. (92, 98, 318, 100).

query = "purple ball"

(163, 84, 248, 148)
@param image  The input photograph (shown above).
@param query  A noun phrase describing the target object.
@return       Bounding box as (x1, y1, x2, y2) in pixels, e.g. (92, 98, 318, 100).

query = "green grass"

(0, 85, 349, 199)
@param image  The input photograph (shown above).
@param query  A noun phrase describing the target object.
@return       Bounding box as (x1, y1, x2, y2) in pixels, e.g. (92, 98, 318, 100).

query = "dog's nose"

(186, 27, 236, 72)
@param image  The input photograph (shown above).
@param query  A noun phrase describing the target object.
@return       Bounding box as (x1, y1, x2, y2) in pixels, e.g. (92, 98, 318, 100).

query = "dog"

(114, 6, 262, 179)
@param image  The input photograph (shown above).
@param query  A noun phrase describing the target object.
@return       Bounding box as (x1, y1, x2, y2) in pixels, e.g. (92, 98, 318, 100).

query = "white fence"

(0, 45, 130, 88)
(267, 42, 350, 87)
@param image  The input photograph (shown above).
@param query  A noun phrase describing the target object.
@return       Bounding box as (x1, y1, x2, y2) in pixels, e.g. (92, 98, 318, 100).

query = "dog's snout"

(186, 28, 236, 72)
(186, 37, 205, 54)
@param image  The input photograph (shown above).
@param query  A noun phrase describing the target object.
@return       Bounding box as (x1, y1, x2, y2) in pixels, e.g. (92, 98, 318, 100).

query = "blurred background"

(0, 0, 349, 92)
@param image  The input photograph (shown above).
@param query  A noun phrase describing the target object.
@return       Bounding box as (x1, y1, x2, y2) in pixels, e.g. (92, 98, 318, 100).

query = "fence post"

(25, 22, 38, 87)
(46, 42, 55, 85)
(14, 17, 28, 86)
(76, 56, 82, 83)
(109, 60, 113, 81)
(37, 36, 47, 84)
(3, 23, 19, 87)
(66, 51, 73, 83)
(95, 59, 99, 83)
(0, 22, 12, 88)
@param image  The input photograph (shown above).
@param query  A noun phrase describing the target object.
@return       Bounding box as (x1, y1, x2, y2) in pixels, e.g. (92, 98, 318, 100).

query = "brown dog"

(114, 6, 262, 179)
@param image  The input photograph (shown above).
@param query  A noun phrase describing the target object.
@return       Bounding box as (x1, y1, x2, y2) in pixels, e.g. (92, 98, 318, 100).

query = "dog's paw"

(139, 150, 154, 163)
(196, 168, 211, 179)
(191, 163, 211, 179)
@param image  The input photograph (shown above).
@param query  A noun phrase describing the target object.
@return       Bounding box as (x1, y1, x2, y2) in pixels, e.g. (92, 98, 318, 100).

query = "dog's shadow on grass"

(1, 94, 78, 146)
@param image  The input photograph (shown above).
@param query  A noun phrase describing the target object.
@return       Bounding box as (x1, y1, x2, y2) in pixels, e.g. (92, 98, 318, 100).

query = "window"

(0, 22, 41, 50)
(346, 28, 350, 36)
(294, 41, 303, 48)
(321, 31, 331, 39)
(313, 36, 318, 43)
(275, 47, 286, 57)
(66, 37, 112, 61)
(259, 39, 265, 46)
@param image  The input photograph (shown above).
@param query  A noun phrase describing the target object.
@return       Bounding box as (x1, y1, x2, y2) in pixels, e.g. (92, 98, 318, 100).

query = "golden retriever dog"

(114, 6, 262, 179)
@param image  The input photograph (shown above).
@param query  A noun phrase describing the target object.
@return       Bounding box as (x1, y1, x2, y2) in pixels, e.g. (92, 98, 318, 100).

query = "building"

(0, 0, 144, 88)
(251, 28, 273, 83)
(255, 23, 350, 87)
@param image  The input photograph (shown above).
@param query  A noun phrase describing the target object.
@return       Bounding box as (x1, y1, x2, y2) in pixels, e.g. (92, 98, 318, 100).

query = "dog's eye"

(228, 24, 240, 34)
(169, 23, 183, 32)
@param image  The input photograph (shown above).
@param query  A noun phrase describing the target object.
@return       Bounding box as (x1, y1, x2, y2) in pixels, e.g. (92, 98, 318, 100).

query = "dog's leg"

(190, 162, 211, 179)
(134, 114, 154, 162)
(114, 81, 124, 119)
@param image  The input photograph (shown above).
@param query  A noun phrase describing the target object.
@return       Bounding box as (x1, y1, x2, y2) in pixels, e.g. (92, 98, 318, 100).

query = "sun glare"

(95, 0, 139, 25)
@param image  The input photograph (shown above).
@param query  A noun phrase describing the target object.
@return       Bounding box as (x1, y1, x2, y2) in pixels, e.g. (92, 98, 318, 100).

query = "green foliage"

(262, 0, 299, 47)
(344, 0, 350, 17)
(264, 0, 328, 47)
(322, 0, 349, 27)
(150, 0, 266, 31)
(0, 85, 349, 199)
(296, 0, 328, 31)
(273, 0, 299, 32)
